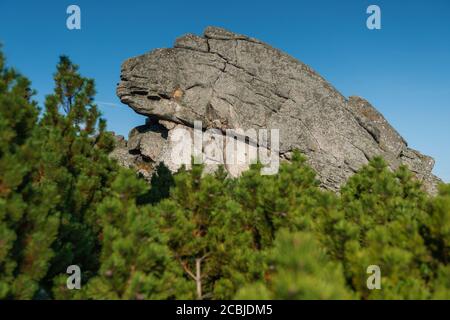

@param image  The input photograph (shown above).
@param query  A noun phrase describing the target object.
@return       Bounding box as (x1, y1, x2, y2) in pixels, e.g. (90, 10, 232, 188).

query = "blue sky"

(1, 0, 449, 181)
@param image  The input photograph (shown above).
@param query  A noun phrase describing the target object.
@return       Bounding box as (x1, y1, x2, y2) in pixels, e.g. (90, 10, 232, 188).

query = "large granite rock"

(113, 26, 441, 194)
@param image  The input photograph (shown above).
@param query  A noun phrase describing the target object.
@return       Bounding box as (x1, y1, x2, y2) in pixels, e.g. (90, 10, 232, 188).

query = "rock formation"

(112, 26, 441, 194)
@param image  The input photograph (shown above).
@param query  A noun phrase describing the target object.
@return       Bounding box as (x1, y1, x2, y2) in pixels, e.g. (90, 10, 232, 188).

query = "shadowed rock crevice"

(113, 26, 441, 194)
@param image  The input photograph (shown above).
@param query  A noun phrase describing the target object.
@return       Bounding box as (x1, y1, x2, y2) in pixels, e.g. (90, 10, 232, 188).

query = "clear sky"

(1, 0, 449, 181)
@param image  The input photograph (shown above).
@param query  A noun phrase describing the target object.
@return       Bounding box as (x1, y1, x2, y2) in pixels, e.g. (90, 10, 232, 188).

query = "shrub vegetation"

(0, 50, 448, 300)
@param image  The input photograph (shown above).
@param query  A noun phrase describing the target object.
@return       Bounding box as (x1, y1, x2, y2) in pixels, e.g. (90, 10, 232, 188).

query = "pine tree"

(142, 162, 175, 205)
(423, 184, 450, 265)
(151, 163, 262, 299)
(0, 48, 60, 299)
(237, 158, 450, 300)
(150, 153, 329, 299)
(233, 151, 329, 246)
(2, 47, 449, 300)
(38, 56, 119, 294)
(320, 158, 440, 299)
(236, 230, 354, 299)
(52, 170, 193, 299)
(422, 184, 450, 299)
(1, 52, 121, 299)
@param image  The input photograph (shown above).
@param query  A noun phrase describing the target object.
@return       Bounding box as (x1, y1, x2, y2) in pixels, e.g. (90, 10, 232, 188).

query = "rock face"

(114, 26, 441, 194)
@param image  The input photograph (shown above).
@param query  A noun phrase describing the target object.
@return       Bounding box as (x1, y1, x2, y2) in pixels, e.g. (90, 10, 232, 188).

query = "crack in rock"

(113, 26, 442, 194)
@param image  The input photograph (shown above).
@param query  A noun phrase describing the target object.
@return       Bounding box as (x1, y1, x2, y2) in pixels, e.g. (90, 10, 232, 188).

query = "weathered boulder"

(113, 26, 441, 194)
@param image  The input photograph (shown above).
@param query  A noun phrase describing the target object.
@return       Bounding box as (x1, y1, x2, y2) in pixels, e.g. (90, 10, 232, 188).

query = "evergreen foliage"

(0, 47, 60, 299)
(56, 170, 193, 300)
(0, 51, 120, 299)
(39, 56, 118, 291)
(236, 230, 355, 299)
(0, 48, 449, 300)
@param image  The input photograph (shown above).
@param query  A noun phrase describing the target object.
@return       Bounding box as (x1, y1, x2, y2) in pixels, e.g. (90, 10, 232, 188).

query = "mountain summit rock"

(113, 26, 441, 194)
